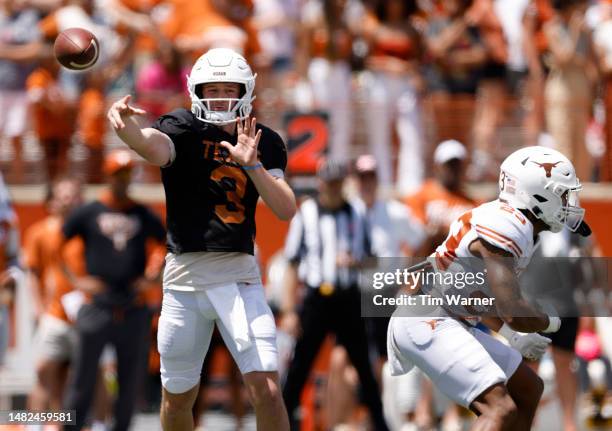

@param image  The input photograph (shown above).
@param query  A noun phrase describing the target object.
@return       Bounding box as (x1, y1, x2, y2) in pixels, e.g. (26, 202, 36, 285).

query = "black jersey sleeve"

(151, 109, 197, 167)
(258, 125, 287, 174)
(62, 204, 89, 240)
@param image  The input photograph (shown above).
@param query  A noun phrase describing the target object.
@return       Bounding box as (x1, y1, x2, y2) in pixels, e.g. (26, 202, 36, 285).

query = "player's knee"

(161, 387, 197, 416)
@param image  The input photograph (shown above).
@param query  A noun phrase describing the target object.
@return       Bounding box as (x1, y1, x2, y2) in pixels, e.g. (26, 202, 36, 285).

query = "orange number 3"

(211, 165, 247, 224)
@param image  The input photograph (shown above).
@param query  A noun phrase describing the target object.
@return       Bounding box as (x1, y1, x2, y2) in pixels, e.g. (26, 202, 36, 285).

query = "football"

(53, 27, 100, 71)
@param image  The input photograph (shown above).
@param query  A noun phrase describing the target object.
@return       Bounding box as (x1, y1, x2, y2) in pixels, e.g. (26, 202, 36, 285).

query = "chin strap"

(576, 220, 592, 237)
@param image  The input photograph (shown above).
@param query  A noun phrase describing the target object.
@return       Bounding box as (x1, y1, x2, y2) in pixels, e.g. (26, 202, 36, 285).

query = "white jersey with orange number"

(434, 199, 537, 272)
(423, 199, 538, 318)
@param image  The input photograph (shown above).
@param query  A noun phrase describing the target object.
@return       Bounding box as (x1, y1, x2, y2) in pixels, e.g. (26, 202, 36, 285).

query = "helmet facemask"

(535, 182, 585, 233)
(187, 76, 256, 126)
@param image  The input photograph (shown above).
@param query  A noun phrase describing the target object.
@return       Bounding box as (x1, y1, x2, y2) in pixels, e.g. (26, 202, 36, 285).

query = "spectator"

(0, 0, 41, 179)
(135, 41, 188, 122)
(360, 0, 426, 193)
(162, 0, 261, 62)
(281, 159, 390, 431)
(404, 140, 476, 255)
(593, 0, 612, 181)
(420, 0, 488, 171)
(522, 0, 555, 145)
(24, 177, 112, 430)
(25, 177, 85, 408)
(26, 53, 75, 181)
(468, 0, 510, 181)
(543, 0, 594, 180)
(77, 78, 108, 184)
(61, 149, 166, 431)
(252, 0, 301, 89)
(295, 0, 358, 162)
(78, 33, 138, 183)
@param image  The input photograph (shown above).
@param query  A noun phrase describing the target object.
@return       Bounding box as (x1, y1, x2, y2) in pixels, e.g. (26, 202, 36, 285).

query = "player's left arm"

(247, 171, 296, 221)
(220, 117, 296, 221)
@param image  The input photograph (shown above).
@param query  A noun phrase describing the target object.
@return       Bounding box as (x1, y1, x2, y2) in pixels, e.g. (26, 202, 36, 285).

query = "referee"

(281, 159, 389, 430)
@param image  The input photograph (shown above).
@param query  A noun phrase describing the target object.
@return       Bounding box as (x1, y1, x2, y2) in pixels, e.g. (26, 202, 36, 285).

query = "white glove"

(499, 323, 552, 361)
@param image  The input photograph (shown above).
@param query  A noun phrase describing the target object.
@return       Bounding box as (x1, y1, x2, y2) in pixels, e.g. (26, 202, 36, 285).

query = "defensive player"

(387, 146, 590, 430)
(108, 48, 295, 431)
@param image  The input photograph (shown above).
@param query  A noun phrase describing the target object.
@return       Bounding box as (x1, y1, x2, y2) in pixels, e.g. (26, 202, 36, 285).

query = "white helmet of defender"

(187, 48, 256, 125)
(498, 146, 585, 233)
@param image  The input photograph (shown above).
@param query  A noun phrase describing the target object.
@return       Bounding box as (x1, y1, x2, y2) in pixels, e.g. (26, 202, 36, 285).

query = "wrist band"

(242, 162, 263, 171)
(543, 316, 561, 333)
(498, 323, 516, 340)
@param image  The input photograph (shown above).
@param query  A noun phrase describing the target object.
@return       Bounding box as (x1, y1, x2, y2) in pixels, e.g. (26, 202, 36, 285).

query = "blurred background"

(1, 0, 612, 430)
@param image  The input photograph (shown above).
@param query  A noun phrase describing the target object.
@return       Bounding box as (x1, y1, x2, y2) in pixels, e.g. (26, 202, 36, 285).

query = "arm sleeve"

(259, 127, 288, 178)
(62, 206, 87, 241)
(151, 110, 195, 168)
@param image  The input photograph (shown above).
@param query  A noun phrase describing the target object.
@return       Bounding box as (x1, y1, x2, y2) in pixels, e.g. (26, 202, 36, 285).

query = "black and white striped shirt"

(284, 198, 369, 289)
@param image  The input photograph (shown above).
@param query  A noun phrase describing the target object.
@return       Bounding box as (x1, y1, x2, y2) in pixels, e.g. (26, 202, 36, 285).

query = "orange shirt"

(38, 12, 59, 40)
(534, 0, 554, 55)
(161, 0, 260, 61)
(78, 88, 106, 150)
(404, 179, 476, 231)
(26, 68, 73, 141)
(23, 216, 85, 322)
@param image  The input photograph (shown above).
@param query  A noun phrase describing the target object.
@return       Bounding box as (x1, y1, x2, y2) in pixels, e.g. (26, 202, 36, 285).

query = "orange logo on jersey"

(423, 320, 439, 330)
(531, 161, 561, 177)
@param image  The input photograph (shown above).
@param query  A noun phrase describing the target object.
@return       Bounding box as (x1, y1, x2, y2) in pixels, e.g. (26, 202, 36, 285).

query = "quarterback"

(388, 146, 589, 430)
(108, 48, 295, 430)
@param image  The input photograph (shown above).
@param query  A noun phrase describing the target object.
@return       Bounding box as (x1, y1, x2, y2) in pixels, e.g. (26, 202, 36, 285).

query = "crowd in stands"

(1, 0, 612, 186)
(1, 0, 612, 430)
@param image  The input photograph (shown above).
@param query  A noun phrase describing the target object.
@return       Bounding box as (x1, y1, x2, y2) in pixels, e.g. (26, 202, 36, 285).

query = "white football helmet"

(187, 48, 256, 125)
(498, 146, 585, 233)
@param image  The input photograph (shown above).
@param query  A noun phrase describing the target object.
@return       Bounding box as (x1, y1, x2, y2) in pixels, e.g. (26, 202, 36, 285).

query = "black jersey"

(152, 109, 287, 255)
